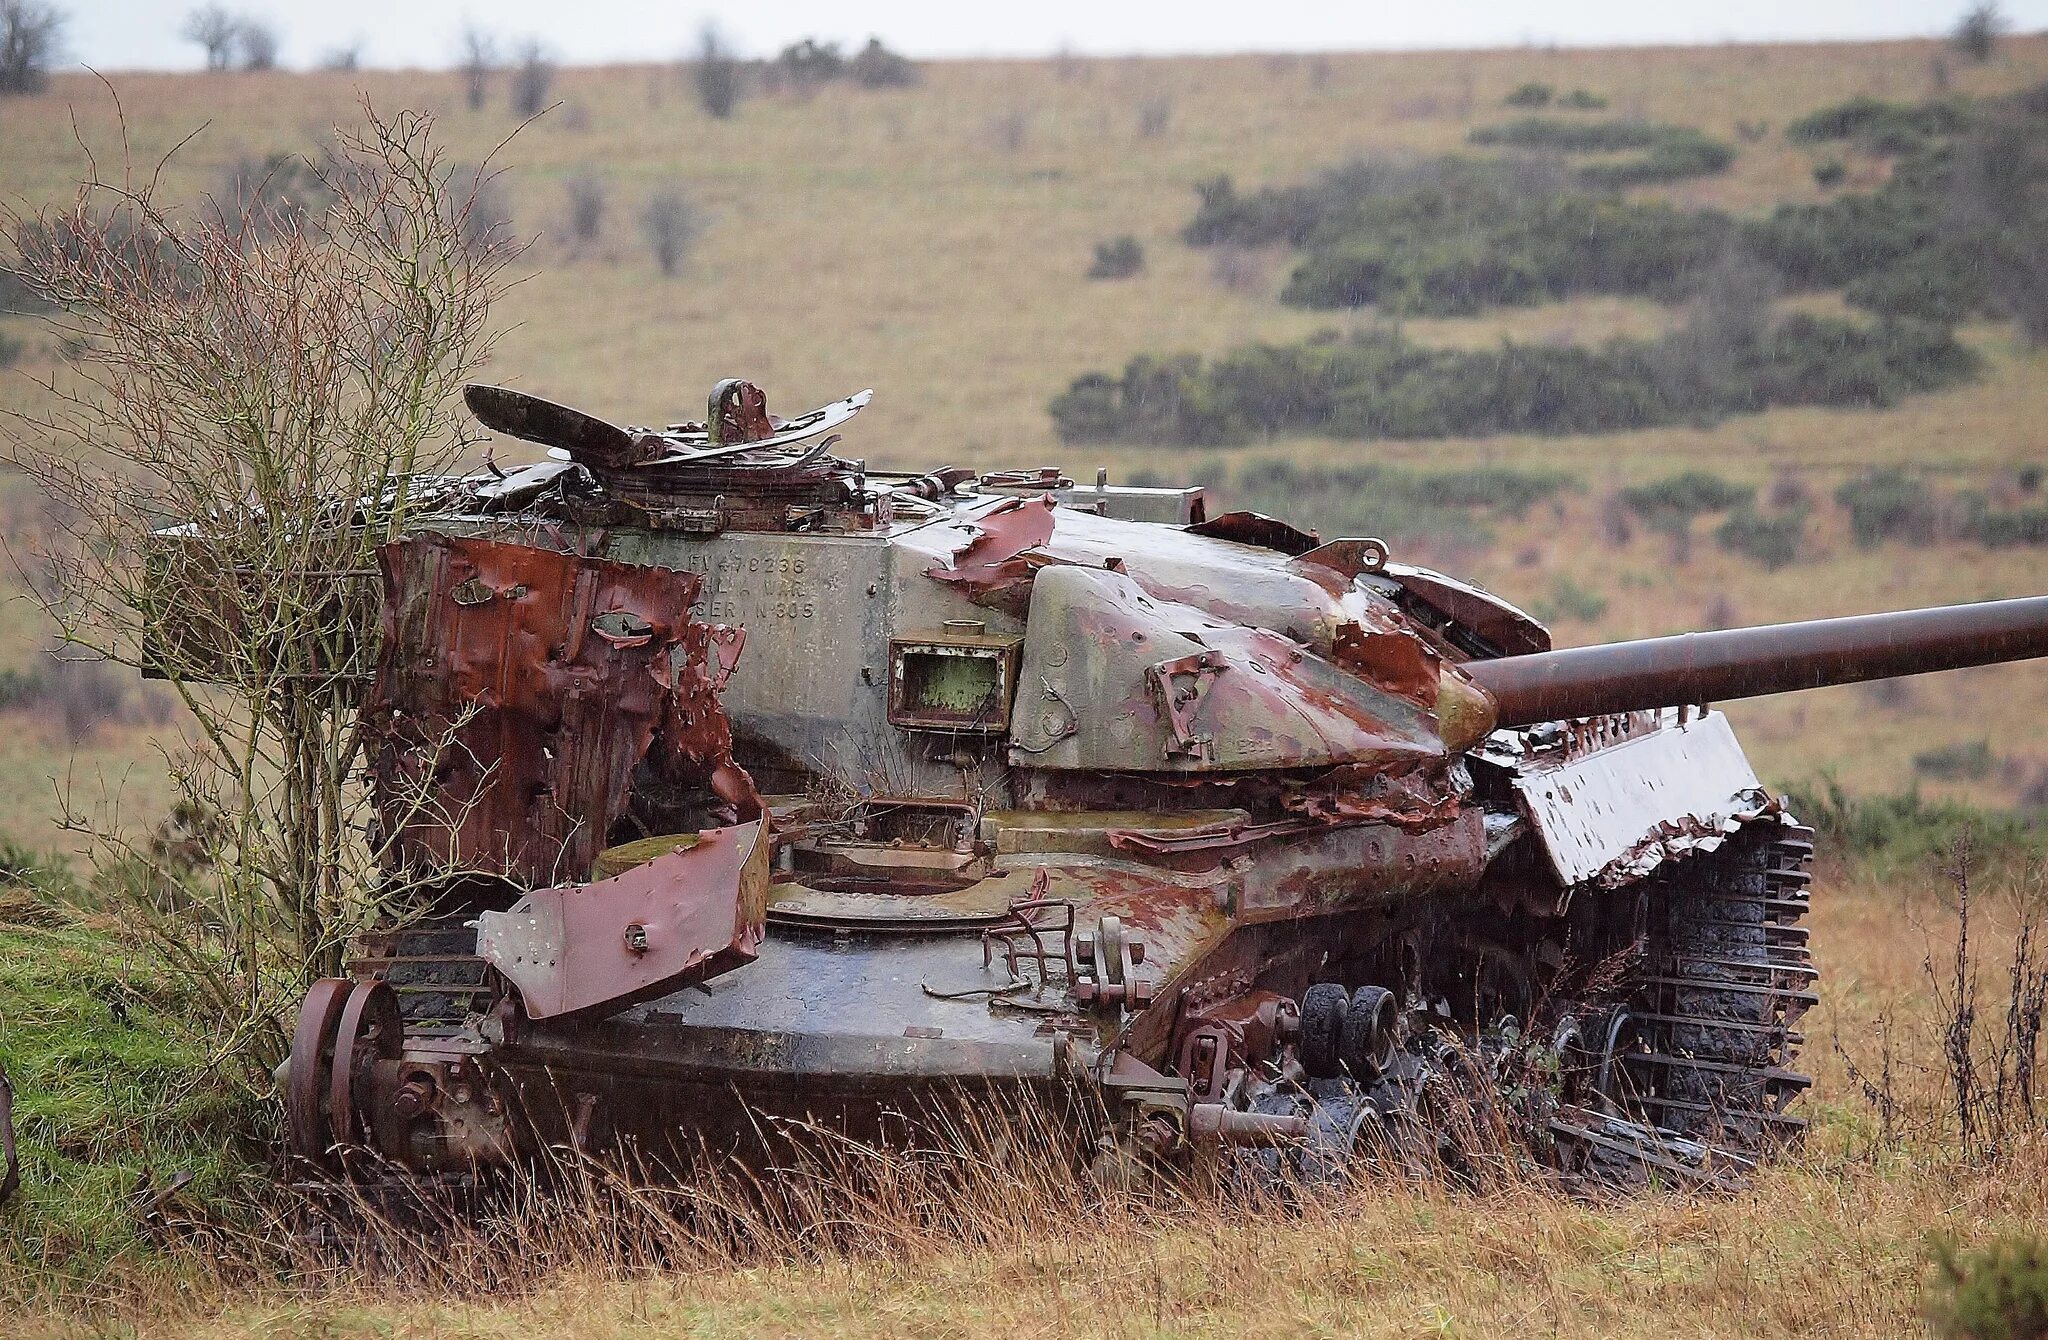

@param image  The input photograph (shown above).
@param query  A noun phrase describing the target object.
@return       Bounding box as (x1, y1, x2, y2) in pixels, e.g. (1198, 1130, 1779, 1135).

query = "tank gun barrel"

(1466, 596, 2048, 728)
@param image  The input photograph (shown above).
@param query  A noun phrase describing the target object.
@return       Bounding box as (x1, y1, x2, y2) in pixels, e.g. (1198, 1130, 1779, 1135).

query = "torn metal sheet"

(1497, 709, 1775, 888)
(478, 820, 769, 1020)
(922, 494, 1059, 600)
(364, 533, 757, 888)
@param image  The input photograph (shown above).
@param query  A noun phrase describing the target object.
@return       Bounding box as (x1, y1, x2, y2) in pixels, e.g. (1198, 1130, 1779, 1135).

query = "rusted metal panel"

(1469, 595, 2048, 726)
(477, 820, 769, 1020)
(1007, 564, 1445, 775)
(364, 533, 756, 888)
(1495, 710, 1775, 888)
(1373, 563, 1551, 657)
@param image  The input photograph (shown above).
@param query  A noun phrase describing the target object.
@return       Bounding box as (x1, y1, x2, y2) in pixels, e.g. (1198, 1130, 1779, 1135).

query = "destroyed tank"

(273, 379, 2048, 1189)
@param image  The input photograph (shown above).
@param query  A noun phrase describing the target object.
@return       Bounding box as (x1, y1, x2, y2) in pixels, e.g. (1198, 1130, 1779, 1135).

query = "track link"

(348, 917, 494, 1036)
(1617, 817, 1817, 1154)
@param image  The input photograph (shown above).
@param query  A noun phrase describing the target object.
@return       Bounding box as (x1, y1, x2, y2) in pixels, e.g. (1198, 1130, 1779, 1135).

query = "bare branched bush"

(987, 109, 1030, 154)
(847, 37, 917, 90)
(694, 23, 741, 120)
(1136, 92, 1172, 139)
(1207, 243, 1270, 295)
(36, 640, 175, 744)
(509, 39, 553, 118)
(640, 184, 702, 277)
(1926, 839, 2046, 1162)
(1952, 2, 2006, 63)
(181, 5, 238, 72)
(457, 25, 494, 111)
(0, 0, 64, 95)
(563, 171, 607, 249)
(235, 17, 278, 72)
(0, 103, 516, 1095)
(318, 43, 361, 73)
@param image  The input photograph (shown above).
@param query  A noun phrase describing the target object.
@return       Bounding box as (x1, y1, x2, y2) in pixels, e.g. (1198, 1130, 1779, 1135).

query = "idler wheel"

(1297, 983, 1349, 1079)
(327, 980, 403, 1157)
(285, 978, 352, 1170)
(1341, 985, 1398, 1079)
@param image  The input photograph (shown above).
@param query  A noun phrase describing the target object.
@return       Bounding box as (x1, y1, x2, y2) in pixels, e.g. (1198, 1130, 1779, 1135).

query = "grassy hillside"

(2, 38, 2047, 846)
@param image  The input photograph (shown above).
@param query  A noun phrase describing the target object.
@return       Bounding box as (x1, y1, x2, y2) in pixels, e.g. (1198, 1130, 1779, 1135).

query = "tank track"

(1612, 816, 1817, 1156)
(347, 916, 494, 1035)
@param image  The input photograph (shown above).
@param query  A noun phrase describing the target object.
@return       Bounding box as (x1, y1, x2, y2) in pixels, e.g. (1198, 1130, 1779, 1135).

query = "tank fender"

(476, 820, 770, 1021)
(1473, 710, 1776, 889)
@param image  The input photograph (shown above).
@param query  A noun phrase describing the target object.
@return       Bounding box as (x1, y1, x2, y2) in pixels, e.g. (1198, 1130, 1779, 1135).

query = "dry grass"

(5, 850, 2044, 1339)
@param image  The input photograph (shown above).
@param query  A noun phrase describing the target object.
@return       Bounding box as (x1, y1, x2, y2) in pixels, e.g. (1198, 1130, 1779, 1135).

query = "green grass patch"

(0, 853, 260, 1302)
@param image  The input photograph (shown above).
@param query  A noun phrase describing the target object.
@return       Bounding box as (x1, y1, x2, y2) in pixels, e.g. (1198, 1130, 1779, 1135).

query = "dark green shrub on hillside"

(1188, 154, 1737, 317)
(1743, 190, 1935, 290)
(1503, 82, 1553, 108)
(1578, 128, 1737, 187)
(1466, 119, 1736, 186)
(1782, 777, 2044, 872)
(1468, 117, 1666, 151)
(1844, 242, 1990, 323)
(1534, 576, 1608, 623)
(1559, 89, 1608, 110)
(1785, 95, 1969, 148)
(1927, 1236, 2048, 1340)
(1813, 158, 1848, 188)
(1050, 313, 1977, 447)
(1087, 235, 1145, 279)
(1835, 467, 1941, 546)
(1714, 502, 1807, 569)
(0, 330, 20, 368)
(1754, 314, 1978, 408)
(1620, 471, 1753, 524)
(1967, 505, 2048, 546)
(1913, 739, 1996, 780)
(1274, 187, 1732, 313)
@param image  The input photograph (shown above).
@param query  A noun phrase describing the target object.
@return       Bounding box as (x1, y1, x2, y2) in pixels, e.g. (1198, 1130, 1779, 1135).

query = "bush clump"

(1927, 1236, 2048, 1340)
(1786, 95, 1970, 153)
(1578, 128, 1737, 188)
(1503, 82, 1553, 108)
(1468, 116, 1667, 152)
(1913, 739, 1997, 781)
(1466, 118, 1737, 186)
(1620, 470, 1754, 523)
(1535, 576, 1608, 623)
(1836, 467, 1943, 546)
(1188, 158, 1737, 316)
(1781, 776, 2045, 875)
(1051, 314, 1979, 446)
(1087, 235, 1145, 280)
(1714, 501, 1808, 568)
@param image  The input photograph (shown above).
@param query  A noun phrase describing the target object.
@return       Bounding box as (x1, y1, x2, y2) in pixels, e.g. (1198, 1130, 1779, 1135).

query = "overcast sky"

(53, 0, 2048, 72)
